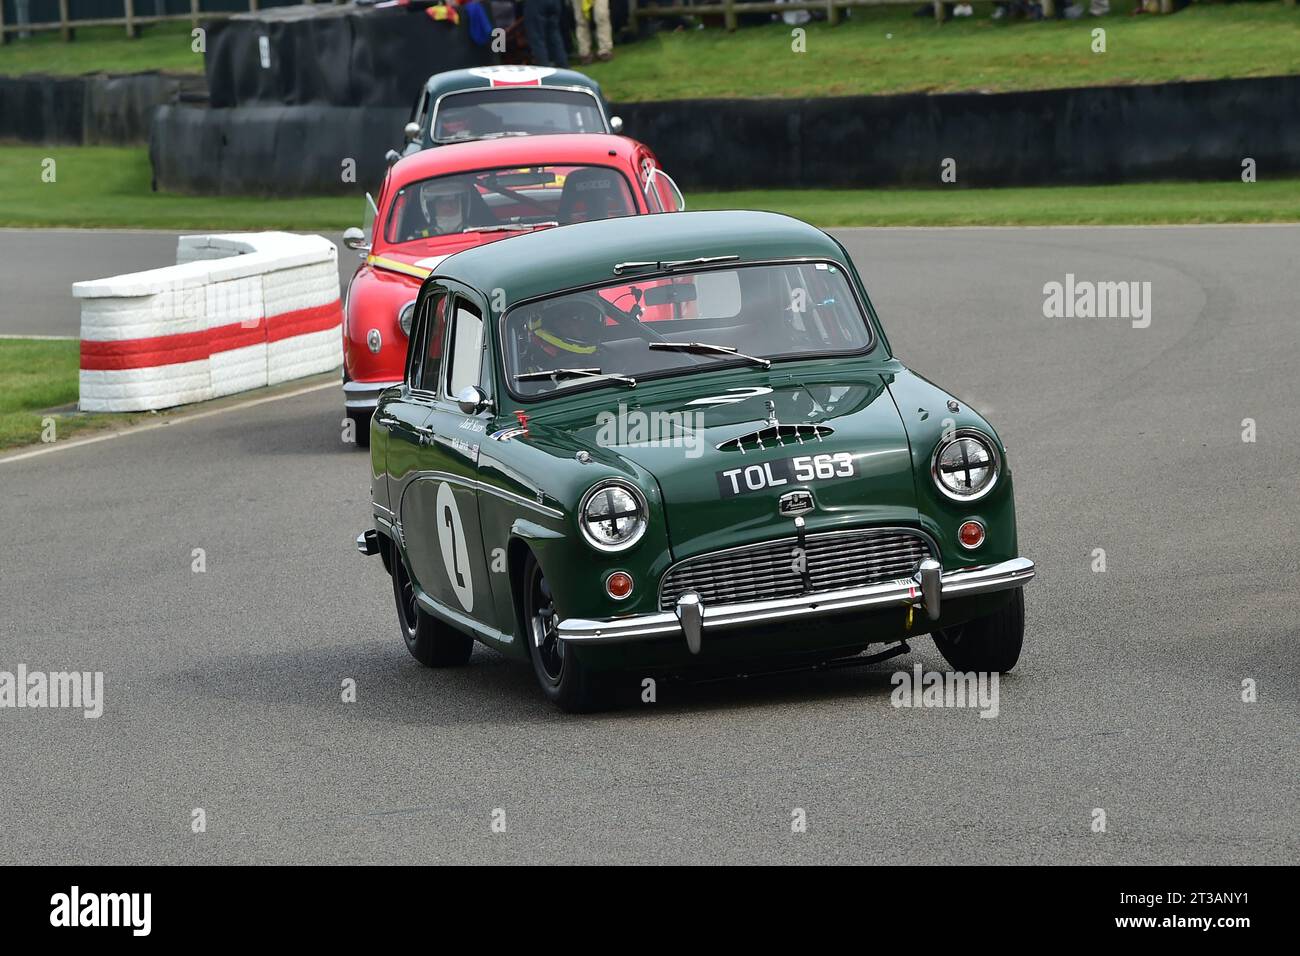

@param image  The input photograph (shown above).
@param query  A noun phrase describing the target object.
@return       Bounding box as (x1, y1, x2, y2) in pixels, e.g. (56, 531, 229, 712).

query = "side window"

(410, 89, 427, 125)
(653, 169, 685, 212)
(417, 292, 450, 392)
(446, 299, 485, 399)
(640, 158, 663, 213)
(405, 293, 430, 387)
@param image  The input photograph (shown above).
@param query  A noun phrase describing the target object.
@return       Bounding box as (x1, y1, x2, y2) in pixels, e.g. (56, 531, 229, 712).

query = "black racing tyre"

(932, 587, 1024, 673)
(522, 552, 609, 713)
(391, 540, 472, 667)
(348, 410, 372, 449)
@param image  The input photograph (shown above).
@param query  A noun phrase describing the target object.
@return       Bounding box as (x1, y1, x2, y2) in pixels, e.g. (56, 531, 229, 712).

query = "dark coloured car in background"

(396, 65, 622, 157)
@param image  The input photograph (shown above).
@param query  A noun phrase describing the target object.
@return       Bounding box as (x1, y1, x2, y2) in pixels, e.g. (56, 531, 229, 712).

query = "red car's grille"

(658, 528, 934, 611)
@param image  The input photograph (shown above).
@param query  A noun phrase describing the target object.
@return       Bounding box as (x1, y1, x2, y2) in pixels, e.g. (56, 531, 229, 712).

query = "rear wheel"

(932, 588, 1024, 673)
(391, 540, 472, 667)
(522, 553, 609, 712)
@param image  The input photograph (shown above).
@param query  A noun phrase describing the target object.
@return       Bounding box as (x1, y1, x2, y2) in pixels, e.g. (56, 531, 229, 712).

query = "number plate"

(716, 452, 857, 498)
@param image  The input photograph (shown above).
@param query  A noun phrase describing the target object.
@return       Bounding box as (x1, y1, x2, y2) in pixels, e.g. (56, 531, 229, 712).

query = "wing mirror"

(342, 227, 370, 252)
(385, 148, 401, 166)
(609, 115, 624, 134)
(456, 385, 492, 416)
(404, 122, 421, 143)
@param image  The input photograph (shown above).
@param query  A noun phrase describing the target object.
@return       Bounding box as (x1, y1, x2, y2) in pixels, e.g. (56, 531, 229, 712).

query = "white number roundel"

(436, 482, 474, 613)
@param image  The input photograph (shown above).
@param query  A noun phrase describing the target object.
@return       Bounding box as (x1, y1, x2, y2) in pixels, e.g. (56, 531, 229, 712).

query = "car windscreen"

(384, 165, 638, 244)
(503, 262, 873, 398)
(432, 89, 607, 142)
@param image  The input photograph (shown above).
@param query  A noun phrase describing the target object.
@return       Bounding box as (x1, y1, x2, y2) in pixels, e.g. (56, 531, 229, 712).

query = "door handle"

(374, 416, 397, 428)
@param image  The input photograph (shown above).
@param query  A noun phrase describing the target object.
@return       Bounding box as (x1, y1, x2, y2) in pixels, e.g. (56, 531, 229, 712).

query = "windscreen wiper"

(515, 367, 637, 388)
(648, 341, 771, 369)
(462, 221, 558, 234)
(613, 255, 739, 276)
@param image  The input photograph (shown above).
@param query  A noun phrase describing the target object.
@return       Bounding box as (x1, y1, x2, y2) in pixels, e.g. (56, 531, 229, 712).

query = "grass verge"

(2, 145, 1298, 229)
(0, 338, 146, 450)
(688, 178, 1300, 226)
(587, 4, 1300, 101)
(0, 22, 202, 76)
(2, 6, 1297, 101)
(0, 146, 362, 230)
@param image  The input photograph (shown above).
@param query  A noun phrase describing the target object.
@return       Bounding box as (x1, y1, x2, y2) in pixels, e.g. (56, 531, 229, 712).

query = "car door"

(382, 287, 447, 590)
(402, 286, 494, 626)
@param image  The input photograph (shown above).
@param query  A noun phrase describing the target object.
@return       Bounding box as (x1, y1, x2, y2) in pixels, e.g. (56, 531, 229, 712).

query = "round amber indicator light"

(958, 521, 985, 549)
(606, 571, 634, 600)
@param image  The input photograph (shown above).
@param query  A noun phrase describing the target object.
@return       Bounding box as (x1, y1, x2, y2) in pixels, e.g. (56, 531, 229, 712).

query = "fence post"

(249, 0, 259, 11)
(58, 0, 70, 40)
(125, 0, 136, 38)
(933, 0, 944, 22)
(627, 0, 637, 35)
(0, 2, 6, 46)
(15, 0, 35, 41)
(827, 0, 840, 25)
(724, 0, 737, 32)
(1042, 0, 1055, 17)
(191, 0, 199, 30)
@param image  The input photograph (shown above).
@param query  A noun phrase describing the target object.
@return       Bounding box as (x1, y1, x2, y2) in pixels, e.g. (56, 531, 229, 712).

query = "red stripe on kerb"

(81, 300, 341, 371)
(267, 300, 342, 343)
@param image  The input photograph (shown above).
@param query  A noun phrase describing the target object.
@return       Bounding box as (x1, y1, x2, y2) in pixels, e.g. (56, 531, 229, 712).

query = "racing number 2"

(444, 505, 465, 588)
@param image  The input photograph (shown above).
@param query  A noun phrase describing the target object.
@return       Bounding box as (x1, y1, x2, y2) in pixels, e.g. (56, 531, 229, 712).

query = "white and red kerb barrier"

(73, 232, 342, 413)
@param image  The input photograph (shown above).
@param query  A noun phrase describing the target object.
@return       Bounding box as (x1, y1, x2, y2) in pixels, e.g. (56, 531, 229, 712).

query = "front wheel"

(932, 588, 1024, 673)
(391, 540, 472, 667)
(522, 553, 609, 713)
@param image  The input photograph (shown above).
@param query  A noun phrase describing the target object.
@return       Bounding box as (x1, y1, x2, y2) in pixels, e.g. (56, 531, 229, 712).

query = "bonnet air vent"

(716, 423, 834, 454)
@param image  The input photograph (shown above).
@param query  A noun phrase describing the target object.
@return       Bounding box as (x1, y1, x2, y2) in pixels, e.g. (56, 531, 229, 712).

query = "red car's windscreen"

(385, 165, 637, 243)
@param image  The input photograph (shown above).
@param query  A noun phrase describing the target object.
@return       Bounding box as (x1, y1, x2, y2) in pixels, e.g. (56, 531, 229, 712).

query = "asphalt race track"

(2, 225, 1296, 864)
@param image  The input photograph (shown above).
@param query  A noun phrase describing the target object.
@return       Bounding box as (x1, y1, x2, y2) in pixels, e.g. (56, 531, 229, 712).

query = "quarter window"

(415, 292, 450, 392)
(446, 300, 484, 399)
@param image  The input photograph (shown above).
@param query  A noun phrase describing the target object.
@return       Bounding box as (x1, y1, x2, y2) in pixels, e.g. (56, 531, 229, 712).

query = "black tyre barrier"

(613, 75, 1300, 190)
(0, 72, 201, 146)
(149, 74, 1300, 196)
(0, 75, 87, 144)
(206, 6, 491, 109)
(150, 103, 407, 196)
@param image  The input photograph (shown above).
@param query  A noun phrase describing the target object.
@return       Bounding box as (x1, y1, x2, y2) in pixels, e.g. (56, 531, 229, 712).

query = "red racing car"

(341, 133, 684, 441)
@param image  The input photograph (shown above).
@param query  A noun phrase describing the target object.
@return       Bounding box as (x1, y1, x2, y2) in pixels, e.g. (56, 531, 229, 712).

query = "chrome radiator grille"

(659, 528, 934, 611)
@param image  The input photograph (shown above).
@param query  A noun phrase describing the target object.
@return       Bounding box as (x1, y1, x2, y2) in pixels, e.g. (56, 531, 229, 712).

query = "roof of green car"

(432, 211, 849, 309)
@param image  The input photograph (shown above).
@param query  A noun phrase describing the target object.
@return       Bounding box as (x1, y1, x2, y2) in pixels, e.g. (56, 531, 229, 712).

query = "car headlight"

(398, 300, 417, 337)
(579, 480, 648, 552)
(931, 429, 1001, 502)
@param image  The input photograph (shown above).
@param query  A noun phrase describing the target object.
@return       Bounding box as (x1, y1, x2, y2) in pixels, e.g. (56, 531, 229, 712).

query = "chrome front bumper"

(343, 379, 401, 411)
(555, 557, 1035, 654)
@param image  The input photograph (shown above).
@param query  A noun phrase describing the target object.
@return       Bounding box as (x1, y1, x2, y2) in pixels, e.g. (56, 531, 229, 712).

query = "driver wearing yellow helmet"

(520, 301, 602, 369)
